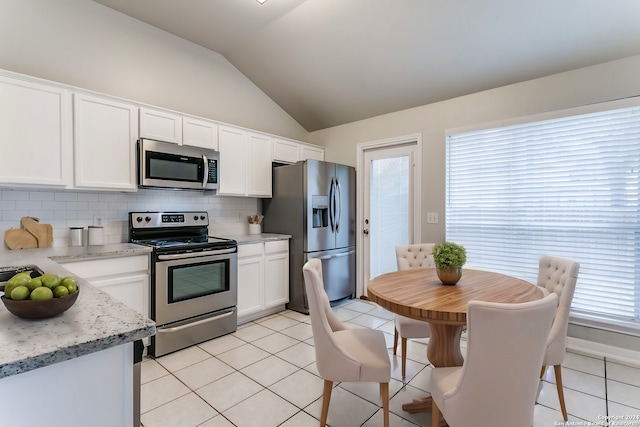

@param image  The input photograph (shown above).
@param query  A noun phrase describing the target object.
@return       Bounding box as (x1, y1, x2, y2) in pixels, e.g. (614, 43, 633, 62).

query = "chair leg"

(393, 329, 399, 355)
(431, 399, 441, 427)
(554, 364, 568, 421)
(540, 365, 547, 379)
(380, 382, 389, 427)
(401, 337, 408, 379)
(320, 380, 333, 427)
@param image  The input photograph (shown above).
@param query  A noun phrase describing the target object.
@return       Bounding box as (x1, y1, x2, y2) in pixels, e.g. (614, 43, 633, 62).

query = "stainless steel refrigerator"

(262, 159, 356, 314)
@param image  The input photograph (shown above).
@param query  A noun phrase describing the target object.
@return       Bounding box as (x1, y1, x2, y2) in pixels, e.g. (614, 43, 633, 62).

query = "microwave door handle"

(202, 154, 209, 188)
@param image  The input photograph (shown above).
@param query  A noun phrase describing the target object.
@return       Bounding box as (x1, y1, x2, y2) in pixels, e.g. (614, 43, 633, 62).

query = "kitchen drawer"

(61, 255, 148, 279)
(265, 240, 288, 254)
(238, 243, 263, 258)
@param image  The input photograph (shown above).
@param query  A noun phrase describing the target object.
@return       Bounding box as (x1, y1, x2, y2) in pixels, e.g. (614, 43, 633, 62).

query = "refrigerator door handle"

(315, 249, 356, 260)
(329, 177, 336, 232)
(335, 178, 342, 233)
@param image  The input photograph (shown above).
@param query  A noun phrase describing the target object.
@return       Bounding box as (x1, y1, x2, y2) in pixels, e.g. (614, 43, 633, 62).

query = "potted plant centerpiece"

(432, 241, 467, 285)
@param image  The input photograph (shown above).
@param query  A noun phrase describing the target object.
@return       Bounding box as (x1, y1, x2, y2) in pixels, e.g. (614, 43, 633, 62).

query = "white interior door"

(358, 136, 421, 296)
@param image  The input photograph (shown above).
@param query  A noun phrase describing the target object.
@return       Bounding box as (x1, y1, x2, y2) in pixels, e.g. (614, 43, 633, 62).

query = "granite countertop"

(0, 244, 155, 378)
(223, 233, 292, 244)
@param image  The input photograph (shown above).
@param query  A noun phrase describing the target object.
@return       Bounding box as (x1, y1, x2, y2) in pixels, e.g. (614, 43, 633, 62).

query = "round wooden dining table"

(366, 267, 544, 414)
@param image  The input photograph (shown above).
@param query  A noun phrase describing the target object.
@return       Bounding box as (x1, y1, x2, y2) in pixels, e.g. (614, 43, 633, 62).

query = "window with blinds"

(445, 102, 640, 333)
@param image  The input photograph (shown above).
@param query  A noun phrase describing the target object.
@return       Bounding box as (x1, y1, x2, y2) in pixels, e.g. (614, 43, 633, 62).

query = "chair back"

(302, 259, 361, 381)
(442, 293, 558, 427)
(395, 243, 436, 270)
(537, 256, 580, 364)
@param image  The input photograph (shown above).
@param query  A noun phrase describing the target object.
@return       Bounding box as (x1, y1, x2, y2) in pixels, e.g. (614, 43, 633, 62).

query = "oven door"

(154, 248, 237, 326)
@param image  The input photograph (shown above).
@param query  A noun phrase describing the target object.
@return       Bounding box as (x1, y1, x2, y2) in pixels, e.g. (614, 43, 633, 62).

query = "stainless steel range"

(129, 211, 238, 357)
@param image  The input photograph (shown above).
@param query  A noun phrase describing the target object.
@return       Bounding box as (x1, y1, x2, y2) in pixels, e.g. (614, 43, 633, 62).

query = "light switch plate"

(427, 212, 438, 224)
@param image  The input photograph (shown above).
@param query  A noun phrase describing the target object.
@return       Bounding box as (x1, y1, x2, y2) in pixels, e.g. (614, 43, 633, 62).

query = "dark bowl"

(1, 287, 79, 319)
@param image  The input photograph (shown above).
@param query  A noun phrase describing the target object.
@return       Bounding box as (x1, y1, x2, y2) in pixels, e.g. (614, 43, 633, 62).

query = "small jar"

(69, 227, 85, 247)
(88, 226, 104, 245)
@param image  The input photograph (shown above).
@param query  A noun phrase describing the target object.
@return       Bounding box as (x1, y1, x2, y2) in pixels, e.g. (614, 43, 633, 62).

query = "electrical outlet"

(93, 215, 105, 227)
(427, 212, 438, 224)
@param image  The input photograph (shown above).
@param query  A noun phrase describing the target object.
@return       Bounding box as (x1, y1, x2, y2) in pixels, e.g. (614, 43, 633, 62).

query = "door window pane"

(370, 156, 410, 279)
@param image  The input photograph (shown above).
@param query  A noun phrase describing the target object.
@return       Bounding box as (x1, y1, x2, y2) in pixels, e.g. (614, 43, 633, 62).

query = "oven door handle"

(157, 248, 236, 260)
(156, 308, 236, 333)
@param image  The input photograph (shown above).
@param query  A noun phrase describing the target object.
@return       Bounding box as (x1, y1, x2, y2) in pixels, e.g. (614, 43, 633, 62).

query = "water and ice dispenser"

(312, 195, 329, 228)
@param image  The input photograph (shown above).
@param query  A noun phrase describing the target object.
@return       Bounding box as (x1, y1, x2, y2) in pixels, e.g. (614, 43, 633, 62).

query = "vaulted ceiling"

(92, 0, 640, 132)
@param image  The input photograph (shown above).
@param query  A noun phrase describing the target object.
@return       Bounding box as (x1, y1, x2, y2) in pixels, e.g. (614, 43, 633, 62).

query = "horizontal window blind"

(446, 104, 640, 330)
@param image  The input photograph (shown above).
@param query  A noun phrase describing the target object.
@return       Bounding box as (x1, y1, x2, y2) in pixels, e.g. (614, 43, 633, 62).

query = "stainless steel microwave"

(138, 139, 219, 191)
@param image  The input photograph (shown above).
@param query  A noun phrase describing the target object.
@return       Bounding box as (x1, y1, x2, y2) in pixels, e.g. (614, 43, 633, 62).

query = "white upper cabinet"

(218, 125, 247, 196)
(272, 138, 300, 164)
(183, 115, 218, 150)
(0, 74, 72, 187)
(73, 93, 138, 191)
(218, 126, 272, 198)
(247, 132, 272, 197)
(0, 68, 323, 195)
(140, 107, 219, 150)
(300, 144, 325, 161)
(139, 107, 182, 144)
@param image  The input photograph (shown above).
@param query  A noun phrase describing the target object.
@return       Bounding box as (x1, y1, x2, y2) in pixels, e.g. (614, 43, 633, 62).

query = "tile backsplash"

(0, 188, 260, 249)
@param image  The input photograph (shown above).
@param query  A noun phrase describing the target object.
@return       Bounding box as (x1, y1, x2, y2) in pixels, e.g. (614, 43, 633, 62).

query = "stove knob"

(193, 215, 199, 221)
(136, 216, 143, 223)
(200, 215, 206, 221)
(145, 216, 151, 223)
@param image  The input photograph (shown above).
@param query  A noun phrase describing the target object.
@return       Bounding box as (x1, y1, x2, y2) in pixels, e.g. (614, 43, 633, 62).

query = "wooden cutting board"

(20, 217, 53, 248)
(4, 228, 39, 250)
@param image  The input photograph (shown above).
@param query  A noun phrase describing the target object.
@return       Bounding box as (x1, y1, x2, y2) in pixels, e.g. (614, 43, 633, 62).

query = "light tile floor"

(141, 299, 640, 427)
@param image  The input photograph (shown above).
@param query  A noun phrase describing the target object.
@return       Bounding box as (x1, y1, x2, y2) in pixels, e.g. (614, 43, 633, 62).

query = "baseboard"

(566, 337, 640, 367)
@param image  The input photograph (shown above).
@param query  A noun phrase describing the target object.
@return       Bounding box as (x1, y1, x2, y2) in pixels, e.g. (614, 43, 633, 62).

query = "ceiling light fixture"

(256, 0, 268, 3)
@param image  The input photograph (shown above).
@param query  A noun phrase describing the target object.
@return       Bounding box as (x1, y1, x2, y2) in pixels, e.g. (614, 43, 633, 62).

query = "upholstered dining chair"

(302, 259, 391, 427)
(430, 293, 558, 427)
(394, 243, 435, 379)
(537, 255, 580, 421)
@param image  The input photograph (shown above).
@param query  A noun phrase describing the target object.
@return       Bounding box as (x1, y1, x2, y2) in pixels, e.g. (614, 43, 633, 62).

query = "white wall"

(310, 55, 640, 244)
(0, 0, 308, 141)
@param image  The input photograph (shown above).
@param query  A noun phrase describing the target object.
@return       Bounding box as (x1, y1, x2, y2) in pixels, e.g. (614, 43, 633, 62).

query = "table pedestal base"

(402, 397, 447, 426)
(402, 396, 432, 413)
(401, 322, 463, 426)
(425, 323, 464, 367)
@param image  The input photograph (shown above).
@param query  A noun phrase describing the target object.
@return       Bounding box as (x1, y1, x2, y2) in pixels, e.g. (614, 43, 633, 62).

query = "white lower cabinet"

(60, 255, 150, 344)
(237, 240, 289, 323)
